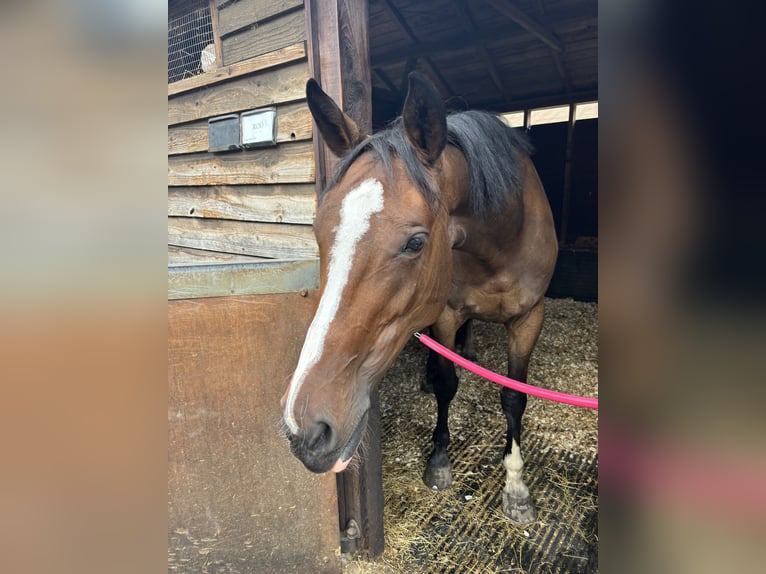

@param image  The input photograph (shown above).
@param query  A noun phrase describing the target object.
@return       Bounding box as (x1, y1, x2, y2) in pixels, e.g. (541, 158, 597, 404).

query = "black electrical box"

(208, 114, 240, 152)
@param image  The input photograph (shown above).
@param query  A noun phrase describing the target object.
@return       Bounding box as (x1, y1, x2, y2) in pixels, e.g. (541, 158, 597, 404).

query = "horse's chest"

(455, 281, 531, 323)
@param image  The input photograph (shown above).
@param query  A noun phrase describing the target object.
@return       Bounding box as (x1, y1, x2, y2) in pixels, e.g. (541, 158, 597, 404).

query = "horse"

(280, 72, 558, 524)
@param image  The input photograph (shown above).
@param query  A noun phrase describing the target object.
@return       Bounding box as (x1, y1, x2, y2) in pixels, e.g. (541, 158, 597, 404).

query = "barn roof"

(369, 0, 597, 116)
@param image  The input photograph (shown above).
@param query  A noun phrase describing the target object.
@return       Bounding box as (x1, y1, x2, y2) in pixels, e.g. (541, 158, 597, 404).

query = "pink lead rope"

(414, 332, 598, 409)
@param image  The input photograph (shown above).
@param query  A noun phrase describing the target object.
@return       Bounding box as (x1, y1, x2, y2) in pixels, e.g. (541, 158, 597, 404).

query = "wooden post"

(305, 0, 384, 559)
(208, 0, 224, 70)
(559, 103, 576, 245)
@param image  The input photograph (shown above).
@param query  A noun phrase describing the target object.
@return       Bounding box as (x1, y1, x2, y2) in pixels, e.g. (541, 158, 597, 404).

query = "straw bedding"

(343, 297, 598, 574)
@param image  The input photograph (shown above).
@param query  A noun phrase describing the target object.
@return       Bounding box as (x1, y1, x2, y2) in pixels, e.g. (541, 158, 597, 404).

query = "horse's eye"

(403, 233, 427, 254)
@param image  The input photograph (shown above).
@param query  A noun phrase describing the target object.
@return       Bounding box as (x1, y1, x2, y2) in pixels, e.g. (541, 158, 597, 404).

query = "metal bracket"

(340, 518, 360, 554)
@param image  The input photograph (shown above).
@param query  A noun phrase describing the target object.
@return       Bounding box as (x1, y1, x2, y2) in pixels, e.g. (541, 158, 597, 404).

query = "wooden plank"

(222, 9, 306, 66)
(169, 60, 308, 125)
(168, 258, 319, 299)
(168, 245, 271, 267)
(168, 102, 313, 155)
(167, 184, 317, 224)
(559, 103, 576, 244)
(168, 217, 318, 259)
(217, 0, 304, 37)
(483, 0, 564, 52)
(168, 42, 306, 96)
(168, 141, 314, 186)
(168, 292, 340, 572)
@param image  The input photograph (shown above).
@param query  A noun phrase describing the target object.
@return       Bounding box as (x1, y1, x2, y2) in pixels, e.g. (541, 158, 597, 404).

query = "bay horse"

(281, 72, 557, 523)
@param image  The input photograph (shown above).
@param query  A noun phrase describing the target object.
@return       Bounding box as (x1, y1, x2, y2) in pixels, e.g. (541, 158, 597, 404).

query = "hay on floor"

(344, 297, 598, 574)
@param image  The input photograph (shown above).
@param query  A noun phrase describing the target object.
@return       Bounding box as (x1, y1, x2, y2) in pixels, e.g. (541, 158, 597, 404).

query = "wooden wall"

(168, 0, 317, 265)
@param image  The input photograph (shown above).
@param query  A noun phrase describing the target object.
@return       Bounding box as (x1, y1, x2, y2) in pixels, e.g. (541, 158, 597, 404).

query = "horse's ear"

(306, 79, 366, 157)
(402, 72, 447, 165)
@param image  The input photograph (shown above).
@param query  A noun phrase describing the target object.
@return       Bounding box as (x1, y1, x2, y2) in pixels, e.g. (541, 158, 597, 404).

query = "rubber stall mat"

(379, 419, 598, 574)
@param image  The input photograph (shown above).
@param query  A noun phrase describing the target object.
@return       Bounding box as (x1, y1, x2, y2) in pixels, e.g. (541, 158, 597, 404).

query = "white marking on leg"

(503, 440, 531, 498)
(283, 179, 385, 434)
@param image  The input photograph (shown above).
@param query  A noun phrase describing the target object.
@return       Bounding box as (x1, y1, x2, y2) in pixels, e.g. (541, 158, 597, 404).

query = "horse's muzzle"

(285, 410, 368, 474)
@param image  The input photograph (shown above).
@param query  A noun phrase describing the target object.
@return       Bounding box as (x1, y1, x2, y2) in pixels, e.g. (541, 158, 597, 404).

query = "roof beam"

(379, 0, 454, 95)
(371, 23, 515, 67)
(474, 88, 598, 114)
(453, 0, 512, 101)
(373, 67, 399, 96)
(532, 0, 572, 94)
(481, 0, 564, 53)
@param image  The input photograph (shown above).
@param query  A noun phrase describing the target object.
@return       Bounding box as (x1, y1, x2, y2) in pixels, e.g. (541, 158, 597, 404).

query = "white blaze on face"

(283, 178, 385, 434)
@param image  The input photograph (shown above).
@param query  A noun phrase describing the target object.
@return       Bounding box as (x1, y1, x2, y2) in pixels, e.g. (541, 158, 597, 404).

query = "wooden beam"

(381, 0, 419, 42)
(167, 184, 316, 224)
(168, 61, 308, 126)
(373, 67, 400, 98)
(221, 9, 306, 66)
(168, 258, 319, 299)
(531, 0, 572, 95)
(551, 50, 573, 94)
(559, 103, 576, 244)
(371, 23, 519, 67)
(306, 0, 372, 187)
(168, 42, 306, 97)
(379, 0, 453, 98)
(452, 0, 512, 102)
(482, 0, 564, 52)
(306, 0, 383, 559)
(471, 87, 598, 114)
(208, 0, 224, 71)
(168, 217, 318, 259)
(216, 0, 304, 38)
(168, 245, 270, 267)
(167, 142, 315, 186)
(423, 57, 455, 96)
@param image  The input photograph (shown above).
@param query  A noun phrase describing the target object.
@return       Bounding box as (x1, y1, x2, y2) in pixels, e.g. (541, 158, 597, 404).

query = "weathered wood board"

(217, 0, 304, 38)
(168, 245, 269, 267)
(168, 285, 340, 573)
(167, 141, 315, 187)
(168, 184, 316, 225)
(167, 42, 306, 97)
(168, 217, 318, 260)
(168, 258, 319, 300)
(222, 9, 307, 66)
(168, 61, 309, 126)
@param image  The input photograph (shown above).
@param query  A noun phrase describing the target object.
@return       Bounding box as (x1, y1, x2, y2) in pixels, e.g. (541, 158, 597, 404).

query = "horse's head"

(281, 73, 459, 473)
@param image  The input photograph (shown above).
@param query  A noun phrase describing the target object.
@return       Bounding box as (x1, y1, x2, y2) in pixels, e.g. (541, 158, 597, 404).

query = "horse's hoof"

(420, 380, 434, 394)
(502, 492, 537, 524)
(423, 463, 453, 490)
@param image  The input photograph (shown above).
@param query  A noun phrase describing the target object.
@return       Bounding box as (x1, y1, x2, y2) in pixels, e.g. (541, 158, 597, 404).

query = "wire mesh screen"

(168, 1, 214, 84)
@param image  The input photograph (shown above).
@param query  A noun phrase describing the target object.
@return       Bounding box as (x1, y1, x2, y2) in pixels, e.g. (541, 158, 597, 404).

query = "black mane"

(322, 110, 533, 217)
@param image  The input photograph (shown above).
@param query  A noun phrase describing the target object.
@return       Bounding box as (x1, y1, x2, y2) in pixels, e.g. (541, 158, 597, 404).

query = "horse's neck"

(438, 146, 472, 212)
(439, 147, 555, 281)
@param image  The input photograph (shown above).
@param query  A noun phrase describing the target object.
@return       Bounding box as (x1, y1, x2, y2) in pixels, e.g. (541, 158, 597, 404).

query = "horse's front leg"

(501, 300, 545, 524)
(423, 319, 459, 491)
(455, 319, 477, 361)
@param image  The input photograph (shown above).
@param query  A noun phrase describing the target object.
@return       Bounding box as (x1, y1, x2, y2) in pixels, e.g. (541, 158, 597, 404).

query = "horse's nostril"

(306, 421, 335, 453)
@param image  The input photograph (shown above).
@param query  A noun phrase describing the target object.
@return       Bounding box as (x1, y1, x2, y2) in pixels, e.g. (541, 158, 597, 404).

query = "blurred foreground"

(0, 1, 763, 573)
